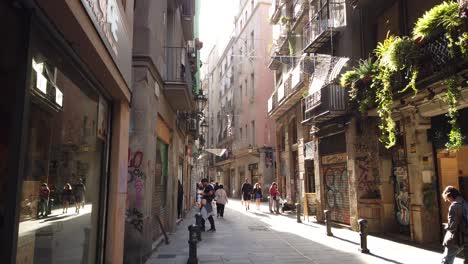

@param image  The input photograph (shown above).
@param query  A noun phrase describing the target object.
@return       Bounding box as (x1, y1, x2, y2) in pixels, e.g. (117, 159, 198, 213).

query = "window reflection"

(16, 35, 108, 264)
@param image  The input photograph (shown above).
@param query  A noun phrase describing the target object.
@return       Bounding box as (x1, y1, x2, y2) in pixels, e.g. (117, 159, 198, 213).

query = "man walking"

(241, 179, 253, 211)
(441, 186, 465, 264)
(200, 178, 216, 232)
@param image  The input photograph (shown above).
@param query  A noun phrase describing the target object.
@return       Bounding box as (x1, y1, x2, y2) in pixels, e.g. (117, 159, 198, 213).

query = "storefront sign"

(81, 0, 132, 86)
(304, 141, 314, 160)
(321, 153, 347, 165)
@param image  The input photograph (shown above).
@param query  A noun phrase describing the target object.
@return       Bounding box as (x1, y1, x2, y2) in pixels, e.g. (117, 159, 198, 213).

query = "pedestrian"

(253, 182, 263, 210)
(241, 178, 253, 211)
(269, 182, 280, 214)
(177, 180, 184, 219)
(62, 183, 73, 214)
(37, 183, 50, 218)
(441, 186, 465, 264)
(215, 184, 228, 218)
(200, 178, 216, 232)
(214, 182, 220, 192)
(74, 178, 86, 213)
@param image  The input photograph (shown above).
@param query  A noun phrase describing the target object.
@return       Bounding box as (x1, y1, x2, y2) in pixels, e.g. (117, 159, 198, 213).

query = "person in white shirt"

(215, 184, 228, 218)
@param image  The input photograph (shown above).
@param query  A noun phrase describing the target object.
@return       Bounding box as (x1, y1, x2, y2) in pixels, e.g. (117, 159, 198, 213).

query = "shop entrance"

(437, 146, 468, 223)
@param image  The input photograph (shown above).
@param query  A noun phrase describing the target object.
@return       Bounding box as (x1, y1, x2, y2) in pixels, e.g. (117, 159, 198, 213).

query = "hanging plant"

(413, 1, 463, 41)
(443, 76, 464, 151)
(373, 35, 420, 148)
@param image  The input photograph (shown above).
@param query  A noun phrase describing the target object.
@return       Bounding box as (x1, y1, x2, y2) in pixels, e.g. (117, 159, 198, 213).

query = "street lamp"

(200, 119, 208, 134)
(194, 89, 207, 113)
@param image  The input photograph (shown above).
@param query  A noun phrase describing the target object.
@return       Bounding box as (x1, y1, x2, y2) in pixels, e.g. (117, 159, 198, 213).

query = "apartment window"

(245, 10, 248, 22)
(245, 124, 248, 140)
(291, 118, 298, 144)
(250, 73, 255, 98)
(240, 128, 243, 140)
(250, 31, 254, 51)
(251, 121, 256, 145)
(240, 47, 243, 56)
(244, 40, 248, 55)
(244, 79, 248, 97)
(239, 85, 243, 98)
(251, 0, 254, 9)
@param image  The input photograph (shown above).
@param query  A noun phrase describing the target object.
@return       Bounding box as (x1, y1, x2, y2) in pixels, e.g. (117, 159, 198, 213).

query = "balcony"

(302, 84, 348, 124)
(269, 0, 283, 23)
(268, 56, 313, 119)
(164, 47, 194, 111)
(303, 0, 346, 53)
(181, 0, 195, 39)
(291, 0, 309, 31)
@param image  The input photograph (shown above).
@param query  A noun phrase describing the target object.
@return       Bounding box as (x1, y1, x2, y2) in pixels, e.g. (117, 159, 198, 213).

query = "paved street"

(146, 200, 464, 264)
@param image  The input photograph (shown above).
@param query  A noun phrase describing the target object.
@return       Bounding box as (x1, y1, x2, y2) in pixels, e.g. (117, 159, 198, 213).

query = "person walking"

(62, 183, 73, 214)
(74, 179, 86, 213)
(253, 183, 263, 210)
(441, 186, 465, 264)
(215, 184, 228, 218)
(269, 182, 280, 214)
(200, 178, 216, 232)
(37, 183, 50, 218)
(177, 180, 184, 219)
(241, 179, 253, 211)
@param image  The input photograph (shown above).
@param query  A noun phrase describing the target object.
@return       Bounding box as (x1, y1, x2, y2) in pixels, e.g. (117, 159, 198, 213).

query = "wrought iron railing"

(303, 0, 346, 49)
(164, 47, 193, 90)
(293, 0, 306, 22)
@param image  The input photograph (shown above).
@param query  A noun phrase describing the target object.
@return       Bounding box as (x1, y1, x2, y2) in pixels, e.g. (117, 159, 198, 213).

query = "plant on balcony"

(340, 58, 378, 114)
(279, 16, 295, 56)
(413, 1, 463, 41)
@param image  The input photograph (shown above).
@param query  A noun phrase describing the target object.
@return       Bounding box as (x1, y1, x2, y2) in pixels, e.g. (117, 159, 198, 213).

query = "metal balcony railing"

(181, 0, 195, 17)
(293, 0, 307, 22)
(303, 0, 346, 52)
(164, 47, 193, 87)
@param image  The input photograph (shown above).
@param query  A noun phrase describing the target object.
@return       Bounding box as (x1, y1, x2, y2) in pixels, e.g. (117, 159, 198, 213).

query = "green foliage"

(413, 1, 463, 40)
(443, 76, 464, 151)
(457, 32, 468, 58)
(340, 70, 360, 88)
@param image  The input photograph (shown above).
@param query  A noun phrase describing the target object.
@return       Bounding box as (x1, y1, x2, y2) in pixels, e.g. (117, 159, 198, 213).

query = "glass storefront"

(16, 23, 109, 264)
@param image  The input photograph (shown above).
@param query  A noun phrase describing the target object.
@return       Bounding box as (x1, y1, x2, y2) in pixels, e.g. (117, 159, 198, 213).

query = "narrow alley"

(147, 200, 463, 264)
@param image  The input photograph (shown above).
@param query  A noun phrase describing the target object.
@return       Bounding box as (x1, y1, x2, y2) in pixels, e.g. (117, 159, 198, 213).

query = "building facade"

(204, 0, 276, 199)
(268, 0, 468, 245)
(1, 0, 134, 263)
(124, 0, 201, 262)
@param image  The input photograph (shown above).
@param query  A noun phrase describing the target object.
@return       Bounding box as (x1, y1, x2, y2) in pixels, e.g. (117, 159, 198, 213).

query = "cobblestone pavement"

(146, 200, 463, 264)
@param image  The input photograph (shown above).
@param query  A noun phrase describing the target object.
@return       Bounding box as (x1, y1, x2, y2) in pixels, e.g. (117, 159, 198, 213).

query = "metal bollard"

(324, 210, 333, 236)
(295, 203, 302, 223)
(187, 224, 199, 264)
(358, 219, 370, 254)
(194, 213, 202, 241)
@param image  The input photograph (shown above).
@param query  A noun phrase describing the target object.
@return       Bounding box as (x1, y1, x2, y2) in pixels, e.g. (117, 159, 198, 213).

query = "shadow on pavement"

(368, 253, 404, 264)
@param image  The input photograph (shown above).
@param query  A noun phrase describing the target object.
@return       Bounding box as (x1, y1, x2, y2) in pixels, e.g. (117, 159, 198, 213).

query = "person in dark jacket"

(253, 183, 263, 210)
(441, 186, 465, 264)
(177, 180, 184, 219)
(241, 179, 253, 211)
(74, 179, 86, 214)
(62, 183, 73, 214)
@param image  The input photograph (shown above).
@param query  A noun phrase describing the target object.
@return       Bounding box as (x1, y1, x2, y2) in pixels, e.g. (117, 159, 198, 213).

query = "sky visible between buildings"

(199, 0, 239, 63)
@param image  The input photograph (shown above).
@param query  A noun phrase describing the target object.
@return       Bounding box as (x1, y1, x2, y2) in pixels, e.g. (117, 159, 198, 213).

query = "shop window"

(17, 25, 109, 263)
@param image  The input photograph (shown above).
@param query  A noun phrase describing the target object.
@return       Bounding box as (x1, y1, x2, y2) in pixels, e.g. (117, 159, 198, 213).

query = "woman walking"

(215, 184, 228, 217)
(253, 183, 263, 210)
(269, 182, 280, 214)
(440, 186, 465, 264)
(62, 183, 73, 214)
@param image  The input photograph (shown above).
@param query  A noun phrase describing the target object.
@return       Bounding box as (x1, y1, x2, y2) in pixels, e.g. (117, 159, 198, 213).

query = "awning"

(308, 55, 349, 94)
(328, 57, 349, 83)
(205, 148, 227, 157)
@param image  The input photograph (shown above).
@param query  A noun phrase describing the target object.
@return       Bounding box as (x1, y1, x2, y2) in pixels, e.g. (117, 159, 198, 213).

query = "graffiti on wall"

(324, 164, 350, 224)
(356, 156, 380, 199)
(127, 148, 146, 227)
(394, 166, 410, 226)
(125, 208, 143, 233)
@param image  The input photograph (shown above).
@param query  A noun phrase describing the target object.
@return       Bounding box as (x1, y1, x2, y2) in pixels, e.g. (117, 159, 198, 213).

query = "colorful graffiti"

(394, 166, 410, 226)
(324, 164, 350, 224)
(127, 148, 145, 227)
